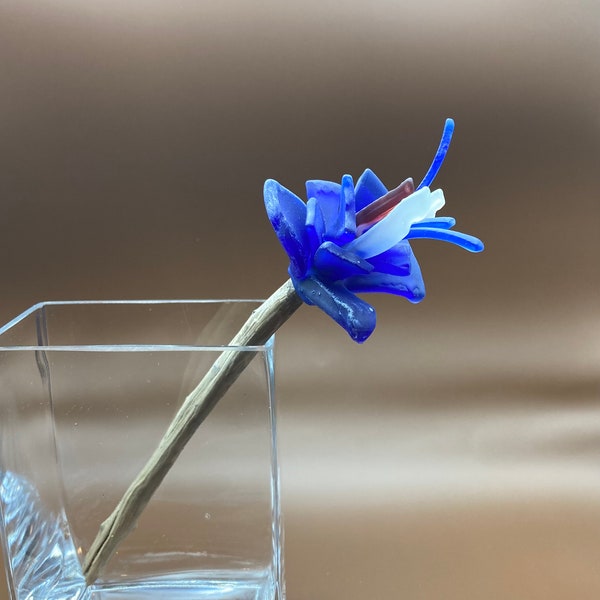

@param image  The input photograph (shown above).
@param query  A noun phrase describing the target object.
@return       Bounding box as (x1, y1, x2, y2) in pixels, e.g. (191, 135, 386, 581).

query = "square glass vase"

(0, 300, 284, 600)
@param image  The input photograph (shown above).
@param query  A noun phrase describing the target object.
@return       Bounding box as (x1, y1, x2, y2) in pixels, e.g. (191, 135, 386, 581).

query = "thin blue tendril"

(406, 226, 484, 252)
(416, 118, 455, 190)
(412, 216, 456, 229)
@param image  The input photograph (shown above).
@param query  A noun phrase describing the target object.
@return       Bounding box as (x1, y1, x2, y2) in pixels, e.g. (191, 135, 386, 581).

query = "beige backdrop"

(1, 1, 599, 598)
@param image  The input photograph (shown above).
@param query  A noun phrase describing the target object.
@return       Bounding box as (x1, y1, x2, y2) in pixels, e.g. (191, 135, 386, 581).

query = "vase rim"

(0, 300, 274, 352)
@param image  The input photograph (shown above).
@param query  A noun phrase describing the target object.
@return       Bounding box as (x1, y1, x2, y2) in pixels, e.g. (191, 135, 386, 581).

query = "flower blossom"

(264, 119, 484, 343)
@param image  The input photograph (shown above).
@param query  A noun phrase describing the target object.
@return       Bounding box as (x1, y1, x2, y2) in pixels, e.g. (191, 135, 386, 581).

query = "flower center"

(355, 178, 415, 236)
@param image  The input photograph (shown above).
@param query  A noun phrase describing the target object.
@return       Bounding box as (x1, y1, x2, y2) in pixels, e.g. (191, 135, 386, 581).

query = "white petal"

(345, 187, 445, 259)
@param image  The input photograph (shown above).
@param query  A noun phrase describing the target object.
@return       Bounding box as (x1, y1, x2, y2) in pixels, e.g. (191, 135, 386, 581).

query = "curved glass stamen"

(412, 216, 456, 229)
(406, 226, 484, 252)
(416, 118, 455, 190)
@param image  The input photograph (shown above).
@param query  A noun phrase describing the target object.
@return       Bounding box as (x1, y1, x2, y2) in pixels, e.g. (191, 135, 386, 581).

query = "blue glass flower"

(264, 119, 484, 343)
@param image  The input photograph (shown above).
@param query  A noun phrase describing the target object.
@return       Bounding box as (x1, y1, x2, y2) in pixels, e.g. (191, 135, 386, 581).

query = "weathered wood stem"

(83, 279, 302, 585)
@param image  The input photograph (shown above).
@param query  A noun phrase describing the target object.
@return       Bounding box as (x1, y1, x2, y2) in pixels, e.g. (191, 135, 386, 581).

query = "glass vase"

(0, 300, 284, 600)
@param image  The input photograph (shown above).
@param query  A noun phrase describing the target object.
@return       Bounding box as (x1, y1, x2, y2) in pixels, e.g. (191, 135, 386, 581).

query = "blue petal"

(314, 241, 373, 280)
(337, 174, 356, 245)
(366, 240, 413, 276)
(413, 216, 456, 229)
(305, 180, 342, 239)
(264, 179, 310, 277)
(354, 168, 388, 212)
(306, 197, 326, 256)
(292, 275, 377, 343)
(345, 253, 425, 303)
(405, 226, 485, 252)
(417, 118, 455, 190)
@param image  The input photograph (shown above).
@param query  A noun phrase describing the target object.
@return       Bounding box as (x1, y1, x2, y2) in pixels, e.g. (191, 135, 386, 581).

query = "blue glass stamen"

(416, 118, 455, 190)
(406, 226, 484, 252)
(412, 216, 456, 229)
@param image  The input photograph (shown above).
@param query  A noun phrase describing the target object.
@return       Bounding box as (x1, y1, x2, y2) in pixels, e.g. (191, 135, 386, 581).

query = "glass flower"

(264, 119, 484, 343)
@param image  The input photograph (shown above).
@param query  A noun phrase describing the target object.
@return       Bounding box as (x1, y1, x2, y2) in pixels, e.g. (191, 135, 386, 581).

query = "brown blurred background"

(1, 0, 599, 598)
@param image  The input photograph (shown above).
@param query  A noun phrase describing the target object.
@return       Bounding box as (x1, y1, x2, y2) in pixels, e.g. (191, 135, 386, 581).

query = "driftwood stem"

(82, 279, 302, 585)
